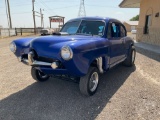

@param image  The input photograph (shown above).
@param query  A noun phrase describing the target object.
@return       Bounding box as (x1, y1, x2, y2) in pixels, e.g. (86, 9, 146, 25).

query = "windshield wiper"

(75, 33, 101, 37)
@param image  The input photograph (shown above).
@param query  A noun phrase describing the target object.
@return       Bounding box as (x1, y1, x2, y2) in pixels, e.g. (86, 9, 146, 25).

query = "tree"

(130, 15, 139, 21)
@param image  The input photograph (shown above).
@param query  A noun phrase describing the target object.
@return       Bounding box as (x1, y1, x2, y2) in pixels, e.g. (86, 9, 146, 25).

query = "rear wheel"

(31, 67, 50, 82)
(79, 67, 100, 96)
(123, 46, 136, 67)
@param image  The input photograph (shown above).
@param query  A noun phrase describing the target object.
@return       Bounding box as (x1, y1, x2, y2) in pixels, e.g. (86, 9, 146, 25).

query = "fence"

(15, 28, 43, 36)
(0, 28, 60, 37)
(0, 29, 16, 37)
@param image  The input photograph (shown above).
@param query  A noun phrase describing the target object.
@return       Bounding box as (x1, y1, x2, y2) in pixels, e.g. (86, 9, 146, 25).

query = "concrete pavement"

(135, 42, 160, 62)
(0, 36, 160, 120)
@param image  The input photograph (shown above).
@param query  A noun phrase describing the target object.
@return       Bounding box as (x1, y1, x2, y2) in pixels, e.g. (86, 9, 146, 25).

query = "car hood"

(30, 35, 104, 60)
(32, 35, 100, 43)
(31, 35, 103, 49)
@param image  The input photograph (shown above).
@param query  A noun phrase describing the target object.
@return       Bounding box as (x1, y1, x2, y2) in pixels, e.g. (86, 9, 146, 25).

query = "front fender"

(13, 37, 35, 57)
(64, 40, 109, 76)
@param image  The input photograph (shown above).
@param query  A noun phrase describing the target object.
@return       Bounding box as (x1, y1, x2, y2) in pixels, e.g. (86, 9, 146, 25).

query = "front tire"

(31, 67, 50, 82)
(79, 67, 100, 96)
(123, 46, 136, 67)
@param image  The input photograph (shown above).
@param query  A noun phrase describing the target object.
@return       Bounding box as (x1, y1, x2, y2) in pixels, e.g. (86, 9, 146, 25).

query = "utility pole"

(40, 8, 44, 28)
(6, 0, 12, 28)
(32, 0, 36, 34)
(78, 0, 86, 17)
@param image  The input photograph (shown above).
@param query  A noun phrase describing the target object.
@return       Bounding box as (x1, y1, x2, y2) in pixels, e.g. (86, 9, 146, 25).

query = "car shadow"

(0, 65, 136, 120)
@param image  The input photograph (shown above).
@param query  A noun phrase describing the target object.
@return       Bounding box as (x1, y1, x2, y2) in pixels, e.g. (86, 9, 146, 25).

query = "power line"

(85, 4, 119, 8)
(0, 4, 119, 16)
(0, 12, 31, 15)
(0, 3, 32, 8)
(48, 5, 79, 10)
(36, 0, 55, 15)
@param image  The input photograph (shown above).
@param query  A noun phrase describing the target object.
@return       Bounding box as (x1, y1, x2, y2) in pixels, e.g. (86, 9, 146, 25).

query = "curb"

(135, 42, 160, 62)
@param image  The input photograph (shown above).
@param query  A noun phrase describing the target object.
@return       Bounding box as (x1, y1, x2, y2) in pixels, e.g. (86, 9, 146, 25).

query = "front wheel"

(79, 67, 100, 96)
(31, 67, 50, 82)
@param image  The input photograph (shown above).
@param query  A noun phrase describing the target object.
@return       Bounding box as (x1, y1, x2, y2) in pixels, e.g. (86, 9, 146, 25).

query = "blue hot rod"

(9, 17, 136, 96)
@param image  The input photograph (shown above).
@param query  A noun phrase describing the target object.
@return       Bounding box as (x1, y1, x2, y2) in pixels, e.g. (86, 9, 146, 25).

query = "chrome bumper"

(18, 52, 58, 69)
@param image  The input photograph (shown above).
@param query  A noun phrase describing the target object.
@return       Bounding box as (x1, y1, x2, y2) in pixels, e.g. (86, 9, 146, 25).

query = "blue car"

(9, 17, 136, 96)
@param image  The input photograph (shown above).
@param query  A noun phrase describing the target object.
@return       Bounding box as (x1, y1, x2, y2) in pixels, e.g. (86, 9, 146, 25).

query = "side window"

(107, 23, 120, 38)
(120, 25, 126, 37)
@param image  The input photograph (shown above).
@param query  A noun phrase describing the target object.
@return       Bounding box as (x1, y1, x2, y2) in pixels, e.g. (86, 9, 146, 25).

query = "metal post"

(15, 28, 17, 36)
(40, 8, 42, 28)
(21, 28, 22, 36)
(6, 0, 12, 28)
(50, 18, 51, 28)
(40, 9, 44, 28)
(32, 0, 36, 34)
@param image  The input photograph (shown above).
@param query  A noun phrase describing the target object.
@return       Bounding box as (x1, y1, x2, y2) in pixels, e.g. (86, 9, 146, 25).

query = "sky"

(0, 0, 140, 28)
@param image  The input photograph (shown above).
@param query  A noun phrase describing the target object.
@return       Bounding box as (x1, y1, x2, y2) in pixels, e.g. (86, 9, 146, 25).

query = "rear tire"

(123, 46, 136, 67)
(79, 67, 100, 96)
(31, 67, 50, 82)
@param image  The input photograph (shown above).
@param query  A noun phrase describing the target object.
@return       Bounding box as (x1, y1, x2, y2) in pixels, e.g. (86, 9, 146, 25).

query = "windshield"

(60, 20, 105, 36)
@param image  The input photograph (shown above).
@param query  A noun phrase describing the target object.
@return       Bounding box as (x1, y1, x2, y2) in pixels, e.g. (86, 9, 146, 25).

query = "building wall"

(123, 22, 131, 32)
(123, 22, 138, 32)
(137, 0, 160, 46)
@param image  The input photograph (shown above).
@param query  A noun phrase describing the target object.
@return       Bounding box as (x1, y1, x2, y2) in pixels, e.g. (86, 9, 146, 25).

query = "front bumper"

(18, 51, 87, 77)
(18, 51, 59, 69)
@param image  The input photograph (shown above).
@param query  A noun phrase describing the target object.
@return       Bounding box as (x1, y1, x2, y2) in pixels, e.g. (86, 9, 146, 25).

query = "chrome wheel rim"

(38, 71, 48, 79)
(132, 50, 135, 63)
(89, 72, 99, 92)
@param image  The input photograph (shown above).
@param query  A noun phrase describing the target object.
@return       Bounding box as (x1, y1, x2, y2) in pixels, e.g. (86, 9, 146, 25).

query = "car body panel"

(11, 17, 134, 77)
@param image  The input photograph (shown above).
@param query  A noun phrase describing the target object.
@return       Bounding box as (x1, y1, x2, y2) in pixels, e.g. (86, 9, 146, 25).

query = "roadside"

(127, 33, 160, 62)
(0, 34, 40, 40)
(0, 36, 160, 120)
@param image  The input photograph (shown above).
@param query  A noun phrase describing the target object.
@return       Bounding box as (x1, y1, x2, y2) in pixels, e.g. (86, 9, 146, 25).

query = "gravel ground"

(0, 36, 160, 120)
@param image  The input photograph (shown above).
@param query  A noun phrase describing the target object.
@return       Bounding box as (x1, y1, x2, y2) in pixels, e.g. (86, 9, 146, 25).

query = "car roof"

(67, 16, 122, 23)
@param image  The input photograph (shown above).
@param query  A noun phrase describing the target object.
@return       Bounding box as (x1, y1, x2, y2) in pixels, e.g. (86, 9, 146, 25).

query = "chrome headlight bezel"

(9, 42, 16, 53)
(60, 46, 73, 60)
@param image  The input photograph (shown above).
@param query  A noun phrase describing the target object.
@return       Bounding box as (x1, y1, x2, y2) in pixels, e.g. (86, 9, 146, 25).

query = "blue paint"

(11, 17, 134, 77)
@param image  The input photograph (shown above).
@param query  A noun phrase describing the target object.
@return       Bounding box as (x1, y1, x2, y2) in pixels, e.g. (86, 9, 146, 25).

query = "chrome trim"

(96, 57, 103, 73)
(89, 72, 99, 92)
(18, 56, 58, 69)
(17, 56, 22, 62)
(51, 62, 59, 69)
(32, 60, 51, 66)
(23, 59, 29, 63)
(28, 51, 35, 65)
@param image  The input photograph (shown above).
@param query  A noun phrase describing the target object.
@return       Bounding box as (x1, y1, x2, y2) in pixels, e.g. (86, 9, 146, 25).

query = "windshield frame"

(60, 19, 106, 37)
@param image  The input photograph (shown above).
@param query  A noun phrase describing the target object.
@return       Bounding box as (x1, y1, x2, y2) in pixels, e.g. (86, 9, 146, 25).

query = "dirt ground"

(0, 36, 160, 120)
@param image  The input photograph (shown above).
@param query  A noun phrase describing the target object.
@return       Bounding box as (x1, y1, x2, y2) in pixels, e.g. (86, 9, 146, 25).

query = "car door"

(107, 22, 126, 67)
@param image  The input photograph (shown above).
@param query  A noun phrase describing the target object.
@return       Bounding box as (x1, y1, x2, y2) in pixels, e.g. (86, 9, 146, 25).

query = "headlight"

(61, 46, 73, 60)
(9, 42, 16, 53)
